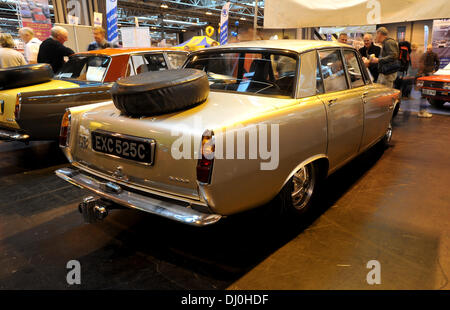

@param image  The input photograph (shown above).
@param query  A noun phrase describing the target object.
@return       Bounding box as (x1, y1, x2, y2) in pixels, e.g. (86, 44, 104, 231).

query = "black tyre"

(379, 118, 393, 149)
(111, 69, 209, 117)
(393, 100, 401, 118)
(270, 163, 321, 219)
(0, 64, 53, 90)
(427, 98, 445, 108)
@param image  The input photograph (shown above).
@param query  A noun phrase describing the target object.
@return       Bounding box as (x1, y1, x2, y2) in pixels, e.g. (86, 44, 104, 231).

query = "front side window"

(56, 55, 110, 82)
(318, 49, 348, 93)
(343, 50, 365, 88)
(184, 51, 298, 97)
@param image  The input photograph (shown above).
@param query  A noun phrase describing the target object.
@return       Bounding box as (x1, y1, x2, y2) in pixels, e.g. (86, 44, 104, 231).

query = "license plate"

(422, 89, 436, 96)
(91, 130, 155, 165)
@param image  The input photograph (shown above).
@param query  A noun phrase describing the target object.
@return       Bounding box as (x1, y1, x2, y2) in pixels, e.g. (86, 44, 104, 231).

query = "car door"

(347, 49, 393, 150)
(341, 49, 381, 151)
(316, 48, 364, 171)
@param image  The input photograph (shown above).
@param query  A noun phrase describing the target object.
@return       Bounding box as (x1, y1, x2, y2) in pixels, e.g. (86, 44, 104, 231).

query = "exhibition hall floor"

(0, 93, 449, 290)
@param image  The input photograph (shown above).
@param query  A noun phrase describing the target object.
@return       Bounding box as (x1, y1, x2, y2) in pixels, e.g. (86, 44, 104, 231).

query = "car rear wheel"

(427, 98, 445, 108)
(270, 163, 321, 219)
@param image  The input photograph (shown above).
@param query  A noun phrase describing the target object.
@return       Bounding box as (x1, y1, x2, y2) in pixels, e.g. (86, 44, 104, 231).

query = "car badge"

(112, 166, 126, 180)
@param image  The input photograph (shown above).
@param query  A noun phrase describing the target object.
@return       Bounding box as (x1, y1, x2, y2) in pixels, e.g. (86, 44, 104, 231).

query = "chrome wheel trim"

(385, 121, 393, 144)
(291, 166, 315, 211)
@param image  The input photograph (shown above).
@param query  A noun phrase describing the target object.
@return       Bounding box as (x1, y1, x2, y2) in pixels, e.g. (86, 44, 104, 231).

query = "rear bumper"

(0, 128, 29, 141)
(55, 167, 222, 226)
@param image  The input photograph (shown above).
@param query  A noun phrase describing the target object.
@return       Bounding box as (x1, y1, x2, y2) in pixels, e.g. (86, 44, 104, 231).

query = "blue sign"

(106, 0, 119, 43)
(220, 2, 230, 45)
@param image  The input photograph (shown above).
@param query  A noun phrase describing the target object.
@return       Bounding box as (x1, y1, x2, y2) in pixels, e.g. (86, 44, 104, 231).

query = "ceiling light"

(240, 17, 246, 20)
(205, 12, 212, 15)
(161, 4, 168, 9)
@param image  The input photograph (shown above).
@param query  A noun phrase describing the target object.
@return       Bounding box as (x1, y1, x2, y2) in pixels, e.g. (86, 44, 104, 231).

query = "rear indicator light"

(14, 94, 22, 119)
(197, 130, 215, 184)
(59, 110, 71, 148)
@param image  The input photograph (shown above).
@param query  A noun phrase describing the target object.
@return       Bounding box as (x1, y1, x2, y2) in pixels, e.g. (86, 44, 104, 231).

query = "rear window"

(55, 55, 111, 82)
(184, 51, 298, 97)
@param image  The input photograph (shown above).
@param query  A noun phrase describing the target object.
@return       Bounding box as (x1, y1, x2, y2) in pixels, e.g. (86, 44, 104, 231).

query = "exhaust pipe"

(78, 196, 109, 223)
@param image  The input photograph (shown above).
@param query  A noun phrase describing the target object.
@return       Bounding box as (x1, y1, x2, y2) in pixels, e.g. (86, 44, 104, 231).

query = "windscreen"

(55, 55, 111, 82)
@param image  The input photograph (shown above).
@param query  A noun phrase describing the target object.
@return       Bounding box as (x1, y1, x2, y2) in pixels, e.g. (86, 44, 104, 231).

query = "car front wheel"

(427, 98, 445, 108)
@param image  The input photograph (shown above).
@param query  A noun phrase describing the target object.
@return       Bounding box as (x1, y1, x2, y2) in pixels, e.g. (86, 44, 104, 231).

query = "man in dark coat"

(420, 44, 441, 75)
(359, 33, 381, 81)
(37, 26, 74, 73)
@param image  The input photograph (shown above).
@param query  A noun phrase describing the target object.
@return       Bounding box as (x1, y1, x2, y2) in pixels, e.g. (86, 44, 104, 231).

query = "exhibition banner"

(220, 2, 231, 45)
(106, 0, 119, 43)
(19, 0, 52, 41)
(264, 0, 450, 28)
(432, 19, 450, 68)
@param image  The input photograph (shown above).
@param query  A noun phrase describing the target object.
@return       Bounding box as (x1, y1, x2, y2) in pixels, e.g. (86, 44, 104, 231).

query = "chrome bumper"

(0, 128, 29, 141)
(55, 167, 222, 226)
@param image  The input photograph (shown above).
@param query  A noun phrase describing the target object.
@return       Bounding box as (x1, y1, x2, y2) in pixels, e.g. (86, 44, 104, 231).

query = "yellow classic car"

(56, 40, 400, 226)
(0, 48, 187, 141)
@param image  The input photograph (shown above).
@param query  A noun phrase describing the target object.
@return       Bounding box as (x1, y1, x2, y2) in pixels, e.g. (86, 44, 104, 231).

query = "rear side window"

(318, 49, 348, 93)
(343, 50, 365, 88)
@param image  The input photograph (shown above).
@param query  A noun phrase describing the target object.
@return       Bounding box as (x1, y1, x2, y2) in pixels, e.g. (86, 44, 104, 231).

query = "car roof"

(75, 47, 182, 57)
(202, 40, 350, 54)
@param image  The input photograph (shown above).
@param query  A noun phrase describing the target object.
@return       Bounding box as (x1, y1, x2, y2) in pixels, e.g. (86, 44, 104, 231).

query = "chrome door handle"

(328, 98, 338, 106)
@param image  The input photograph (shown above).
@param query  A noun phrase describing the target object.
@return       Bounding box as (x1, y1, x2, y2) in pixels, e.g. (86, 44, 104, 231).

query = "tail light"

(14, 94, 22, 119)
(416, 80, 424, 88)
(59, 110, 71, 148)
(196, 130, 215, 184)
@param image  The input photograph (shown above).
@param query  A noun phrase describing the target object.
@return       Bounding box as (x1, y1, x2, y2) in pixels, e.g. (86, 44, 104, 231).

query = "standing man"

(37, 26, 74, 73)
(338, 33, 349, 45)
(416, 44, 440, 118)
(370, 27, 399, 88)
(87, 26, 118, 51)
(420, 44, 440, 75)
(359, 33, 381, 82)
(19, 27, 41, 64)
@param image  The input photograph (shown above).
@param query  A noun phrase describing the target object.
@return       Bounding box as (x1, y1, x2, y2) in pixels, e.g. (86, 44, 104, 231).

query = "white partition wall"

(55, 23, 93, 53)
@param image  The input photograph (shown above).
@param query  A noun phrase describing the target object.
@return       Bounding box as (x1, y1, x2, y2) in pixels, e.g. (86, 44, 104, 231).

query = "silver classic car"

(56, 40, 400, 226)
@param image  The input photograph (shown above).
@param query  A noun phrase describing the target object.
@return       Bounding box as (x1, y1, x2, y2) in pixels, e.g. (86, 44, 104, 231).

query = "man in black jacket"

(37, 26, 74, 73)
(359, 33, 381, 81)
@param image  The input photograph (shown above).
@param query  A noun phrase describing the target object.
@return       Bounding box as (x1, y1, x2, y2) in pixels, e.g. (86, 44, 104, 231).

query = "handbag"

(380, 59, 401, 75)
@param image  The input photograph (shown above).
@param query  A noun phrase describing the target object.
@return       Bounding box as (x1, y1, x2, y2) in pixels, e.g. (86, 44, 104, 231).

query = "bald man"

(37, 26, 74, 73)
(359, 33, 381, 81)
(420, 44, 440, 75)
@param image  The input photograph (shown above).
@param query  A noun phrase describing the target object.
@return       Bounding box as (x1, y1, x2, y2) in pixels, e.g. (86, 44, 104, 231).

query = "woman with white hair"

(19, 27, 41, 64)
(0, 33, 27, 68)
(37, 26, 74, 73)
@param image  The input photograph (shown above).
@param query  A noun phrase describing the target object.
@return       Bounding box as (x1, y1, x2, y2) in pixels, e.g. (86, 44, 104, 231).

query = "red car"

(417, 64, 450, 107)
